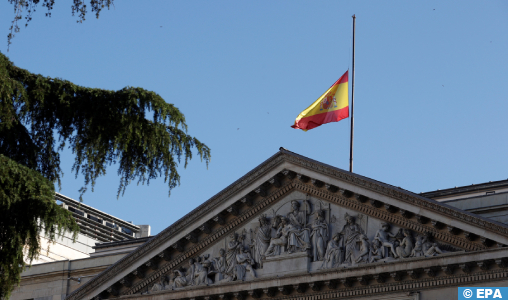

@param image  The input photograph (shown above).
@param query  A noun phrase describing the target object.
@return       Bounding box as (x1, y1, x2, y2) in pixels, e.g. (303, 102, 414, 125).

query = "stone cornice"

(66, 150, 508, 300)
(19, 266, 108, 284)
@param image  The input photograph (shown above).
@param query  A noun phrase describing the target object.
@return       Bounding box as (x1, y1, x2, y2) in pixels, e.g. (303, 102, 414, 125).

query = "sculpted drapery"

(320, 233, 342, 269)
(286, 201, 311, 253)
(287, 206, 306, 228)
(151, 195, 464, 297)
(235, 246, 257, 280)
(253, 215, 271, 267)
(396, 229, 414, 258)
(172, 259, 196, 288)
(163, 199, 455, 294)
(172, 269, 187, 288)
(265, 216, 288, 257)
(340, 213, 363, 264)
(159, 202, 457, 294)
(211, 248, 227, 281)
(310, 211, 328, 261)
(194, 256, 213, 285)
(226, 233, 244, 277)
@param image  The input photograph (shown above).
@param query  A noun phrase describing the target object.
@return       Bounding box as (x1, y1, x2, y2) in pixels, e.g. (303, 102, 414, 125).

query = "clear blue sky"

(1, 1, 507, 235)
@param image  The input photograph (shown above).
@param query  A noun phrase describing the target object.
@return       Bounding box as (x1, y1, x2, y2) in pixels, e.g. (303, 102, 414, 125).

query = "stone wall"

(11, 253, 126, 300)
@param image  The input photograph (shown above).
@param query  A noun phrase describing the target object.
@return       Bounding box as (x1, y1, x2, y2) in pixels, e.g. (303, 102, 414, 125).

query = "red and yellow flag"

(291, 71, 349, 131)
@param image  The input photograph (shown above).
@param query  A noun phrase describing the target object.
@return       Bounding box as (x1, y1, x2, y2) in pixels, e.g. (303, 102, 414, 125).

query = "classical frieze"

(129, 181, 484, 296)
(133, 255, 508, 299)
(138, 195, 467, 295)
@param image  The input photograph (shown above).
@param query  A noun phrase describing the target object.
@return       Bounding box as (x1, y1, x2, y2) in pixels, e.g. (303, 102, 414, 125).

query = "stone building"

(12, 194, 151, 300)
(12, 149, 508, 300)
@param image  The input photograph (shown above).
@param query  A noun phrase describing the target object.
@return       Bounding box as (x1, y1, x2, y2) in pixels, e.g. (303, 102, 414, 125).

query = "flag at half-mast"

(291, 70, 349, 131)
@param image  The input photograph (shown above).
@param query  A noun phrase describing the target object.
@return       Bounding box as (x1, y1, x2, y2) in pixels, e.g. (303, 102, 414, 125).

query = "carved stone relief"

(140, 275, 170, 294)
(142, 192, 462, 293)
(170, 255, 213, 288)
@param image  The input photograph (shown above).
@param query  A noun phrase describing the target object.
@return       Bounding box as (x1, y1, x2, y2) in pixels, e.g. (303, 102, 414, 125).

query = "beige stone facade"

(12, 254, 125, 300)
(11, 194, 151, 300)
(12, 149, 508, 300)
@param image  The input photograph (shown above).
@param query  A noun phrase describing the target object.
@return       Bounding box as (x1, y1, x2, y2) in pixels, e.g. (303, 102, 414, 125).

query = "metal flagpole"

(349, 14, 356, 173)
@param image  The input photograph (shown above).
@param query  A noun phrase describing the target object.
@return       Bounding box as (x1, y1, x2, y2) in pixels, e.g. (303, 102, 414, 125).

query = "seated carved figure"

(286, 201, 311, 253)
(265, 217, 289, 257)
(411, 236, 424, 257)
(374, 222, 398, 258)
(369, 239, 383, 263)
(172, 260, 192, 288)
(354, 234, 370, 263)
(194, 255, 213, 285)
(235, 246, 257, 280)
(421, 235, 434, 254)
(395, 229, 414, 258)
(172, 269, 186, 288)
(320, 233, 342, 269)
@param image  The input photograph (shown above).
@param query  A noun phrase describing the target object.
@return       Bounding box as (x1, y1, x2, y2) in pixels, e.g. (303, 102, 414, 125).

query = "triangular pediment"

(67, 149, 508, 300)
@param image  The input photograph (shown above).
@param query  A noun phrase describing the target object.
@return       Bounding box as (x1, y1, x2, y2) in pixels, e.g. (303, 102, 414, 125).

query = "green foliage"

(0, 154, 80, 299)
(0, 52, 211, 198)
(0, 52, 210, 298)
(7, 0, 114, 49)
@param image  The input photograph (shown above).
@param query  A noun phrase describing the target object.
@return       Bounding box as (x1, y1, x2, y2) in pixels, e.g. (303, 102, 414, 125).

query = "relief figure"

(373, 222, 398, 258)
(410, 236, 424, 257)
(143, 275, 170, 294)
(340, 213, 363, 264)
(172, 259, 195, 288)
(310, 210, 328, 261)
(265, 216, 288, 257)
(253, 215, 271, 267)
(225, 232, 245, 277)
(421, 235, 433, 253)
(172, 269, 187, 288)
(286, 201, 311, 253)
(395, 229, 414, 258)
(287, 200, 307, 228)
(354, 234, 370, 263)
(369, 239, 383, 263)
(211, 248, 227, 281)
(193, 255, 213, 285)
(424, 243, 443, 257)
(235, 245, 257, 280)
(320, 233, 342, 269)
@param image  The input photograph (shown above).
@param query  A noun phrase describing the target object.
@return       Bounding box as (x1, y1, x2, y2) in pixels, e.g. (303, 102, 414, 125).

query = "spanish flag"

(291, 71, 349, 131)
